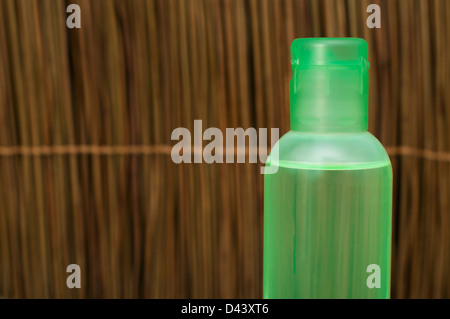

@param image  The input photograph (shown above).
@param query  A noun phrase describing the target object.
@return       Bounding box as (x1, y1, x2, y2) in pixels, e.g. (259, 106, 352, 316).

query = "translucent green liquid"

(263, 162, 392, 299)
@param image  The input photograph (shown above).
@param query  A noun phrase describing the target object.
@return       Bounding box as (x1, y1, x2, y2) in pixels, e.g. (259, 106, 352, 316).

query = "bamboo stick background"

(0, 0, 449, 298)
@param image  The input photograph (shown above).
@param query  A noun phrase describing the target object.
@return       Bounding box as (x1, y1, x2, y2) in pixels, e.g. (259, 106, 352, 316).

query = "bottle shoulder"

(268, 131, 391, 170)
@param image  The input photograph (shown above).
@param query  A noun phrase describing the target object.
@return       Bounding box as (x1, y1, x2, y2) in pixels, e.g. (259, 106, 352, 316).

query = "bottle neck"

(290, 65, 369, 133)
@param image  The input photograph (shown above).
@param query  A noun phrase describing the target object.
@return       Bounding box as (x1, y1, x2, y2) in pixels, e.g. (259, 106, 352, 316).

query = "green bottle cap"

(290, 38, 370, 133)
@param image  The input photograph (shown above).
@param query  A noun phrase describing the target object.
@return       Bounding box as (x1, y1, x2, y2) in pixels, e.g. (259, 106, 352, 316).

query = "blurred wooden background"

(0, 0, 450, 298)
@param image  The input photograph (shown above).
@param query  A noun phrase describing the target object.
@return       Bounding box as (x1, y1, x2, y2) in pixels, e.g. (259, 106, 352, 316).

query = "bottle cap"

(290, 38, 369, 133)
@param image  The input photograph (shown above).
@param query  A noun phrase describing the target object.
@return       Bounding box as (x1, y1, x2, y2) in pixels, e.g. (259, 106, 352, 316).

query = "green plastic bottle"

(263, 38, 392, 299)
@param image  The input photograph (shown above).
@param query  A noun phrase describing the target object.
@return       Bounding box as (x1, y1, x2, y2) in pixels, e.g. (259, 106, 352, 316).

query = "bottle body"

(263, 131, 392, 298)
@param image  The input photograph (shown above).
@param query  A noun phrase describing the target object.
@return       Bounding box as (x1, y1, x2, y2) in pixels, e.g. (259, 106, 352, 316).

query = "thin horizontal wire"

(386, 146, 450, 162)
(0, 145, 173, 156)
(0, 145, 450, 162)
